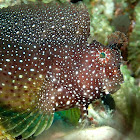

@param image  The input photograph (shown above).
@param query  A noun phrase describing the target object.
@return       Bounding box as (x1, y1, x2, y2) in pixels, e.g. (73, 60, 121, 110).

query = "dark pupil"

(100, 52, 106, 58)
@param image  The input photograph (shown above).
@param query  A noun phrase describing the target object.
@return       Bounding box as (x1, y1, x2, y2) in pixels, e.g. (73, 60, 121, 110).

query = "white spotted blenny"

(0, 1, 124, 139)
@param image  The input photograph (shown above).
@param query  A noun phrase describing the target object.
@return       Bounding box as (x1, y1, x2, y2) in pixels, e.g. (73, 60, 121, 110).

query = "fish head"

(78, 40, 124, 96)
(88, 40, 124, 94)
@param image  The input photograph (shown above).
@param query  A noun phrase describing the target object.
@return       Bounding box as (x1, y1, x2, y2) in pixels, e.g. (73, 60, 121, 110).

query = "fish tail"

(33, 113, 54, 136)
(0, 107, 54, 139)
(56, 108, 80, 126)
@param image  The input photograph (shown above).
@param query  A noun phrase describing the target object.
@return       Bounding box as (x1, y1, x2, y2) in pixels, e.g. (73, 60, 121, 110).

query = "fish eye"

(100, 52, 106, 58)
(96, 49, 111, 64)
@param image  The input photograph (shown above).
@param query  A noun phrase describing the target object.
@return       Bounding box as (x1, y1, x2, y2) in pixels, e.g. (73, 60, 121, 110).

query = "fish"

(0, 1, 125, 139)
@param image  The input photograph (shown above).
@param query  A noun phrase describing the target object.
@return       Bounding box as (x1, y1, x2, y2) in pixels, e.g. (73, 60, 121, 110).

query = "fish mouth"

(104, 83, 122, 94)
(103, 72, 124, 94)
(103, 77, 123, 94)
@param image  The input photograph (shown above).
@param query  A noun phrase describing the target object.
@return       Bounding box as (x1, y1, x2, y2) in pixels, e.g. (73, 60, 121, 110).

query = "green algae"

(128, 2, 140, 78)
(113, 65, 140, 138)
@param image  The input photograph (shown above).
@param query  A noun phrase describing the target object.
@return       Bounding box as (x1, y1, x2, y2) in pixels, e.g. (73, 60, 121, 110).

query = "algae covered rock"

(128, 2, 140, 78)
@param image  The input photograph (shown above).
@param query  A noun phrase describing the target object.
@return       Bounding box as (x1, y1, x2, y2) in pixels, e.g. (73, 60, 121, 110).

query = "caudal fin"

(0, 106, 54, 139)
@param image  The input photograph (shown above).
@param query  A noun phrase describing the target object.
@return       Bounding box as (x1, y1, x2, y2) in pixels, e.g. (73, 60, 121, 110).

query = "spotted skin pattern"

(0, 1, 123, 139)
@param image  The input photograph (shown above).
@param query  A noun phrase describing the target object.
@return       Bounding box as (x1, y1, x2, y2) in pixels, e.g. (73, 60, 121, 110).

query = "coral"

(84, 0, 113, 44)
(57, 126, 124, 140)
(0, 0, 21, 8)
(107, 31, 128, 48)
(113, 65, 140, 138)
(88, 103, 114, 127)
(128, 2, 140, 77)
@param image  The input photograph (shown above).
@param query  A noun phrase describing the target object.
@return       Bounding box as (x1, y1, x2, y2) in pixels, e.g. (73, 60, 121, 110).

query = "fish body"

(0, 1, 123, 139)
